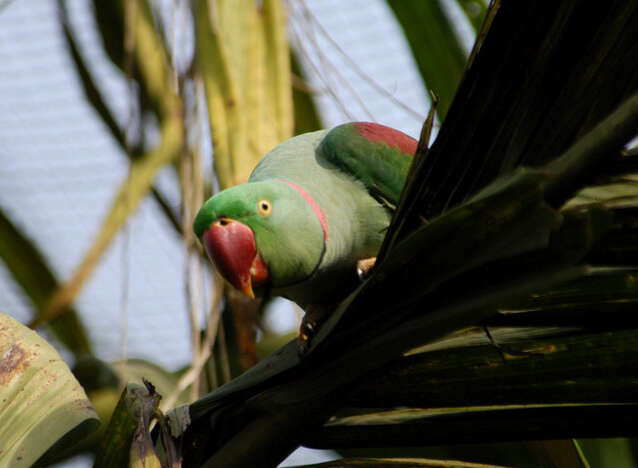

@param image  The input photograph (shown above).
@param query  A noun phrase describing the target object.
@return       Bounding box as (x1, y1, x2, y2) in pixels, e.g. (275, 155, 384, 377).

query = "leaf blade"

(0, 313, 99, 467)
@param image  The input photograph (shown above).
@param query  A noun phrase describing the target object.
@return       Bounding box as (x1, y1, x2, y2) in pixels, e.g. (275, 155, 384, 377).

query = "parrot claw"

(298, 318, 317, 356)
(298, 304, 333, 356)
(357, 257, 377, 280)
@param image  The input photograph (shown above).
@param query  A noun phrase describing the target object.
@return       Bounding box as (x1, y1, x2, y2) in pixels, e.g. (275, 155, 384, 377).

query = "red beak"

(201, 218, 268, 298)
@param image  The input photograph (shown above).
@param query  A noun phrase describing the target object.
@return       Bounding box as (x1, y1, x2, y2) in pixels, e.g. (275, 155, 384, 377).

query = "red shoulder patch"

(352, 122, 417, 156)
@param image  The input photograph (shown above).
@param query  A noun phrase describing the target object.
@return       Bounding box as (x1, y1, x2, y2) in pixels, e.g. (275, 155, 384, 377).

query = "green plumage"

(194, 122, 416, 307)
(318, 124, 413, 206)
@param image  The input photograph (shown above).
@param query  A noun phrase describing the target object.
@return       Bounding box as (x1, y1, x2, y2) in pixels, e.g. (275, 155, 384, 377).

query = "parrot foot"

(357, 257, 377, 280)
(298, 304, 333, 356)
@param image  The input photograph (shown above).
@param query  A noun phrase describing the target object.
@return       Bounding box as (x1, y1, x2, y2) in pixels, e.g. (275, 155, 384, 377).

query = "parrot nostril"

(217, 219, 230, 227)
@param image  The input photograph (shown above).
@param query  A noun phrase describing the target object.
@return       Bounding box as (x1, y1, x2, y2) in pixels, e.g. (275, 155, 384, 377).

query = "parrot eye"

(257, 198, 272, 217)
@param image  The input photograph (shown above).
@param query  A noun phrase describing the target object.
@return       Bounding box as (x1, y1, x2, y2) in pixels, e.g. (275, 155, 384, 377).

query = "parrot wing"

(316, 122, 417, 208)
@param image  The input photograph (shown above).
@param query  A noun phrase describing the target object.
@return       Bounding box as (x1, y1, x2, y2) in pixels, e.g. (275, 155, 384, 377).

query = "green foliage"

(94, 382, 161, 468)
(0, 313, 99, 467)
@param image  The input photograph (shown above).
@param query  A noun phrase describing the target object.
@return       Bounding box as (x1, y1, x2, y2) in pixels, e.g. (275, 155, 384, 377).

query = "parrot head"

(193, 180, 326, 299)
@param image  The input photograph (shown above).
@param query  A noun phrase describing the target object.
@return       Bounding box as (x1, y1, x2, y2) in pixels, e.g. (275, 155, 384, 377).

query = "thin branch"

(179, 80, 204, 401)
(205, 272, 224, 389)
(290, 72, 323, 94)
(217, 310, 232, 384)
(288, 11, 355, 121)
(298, 0, 426, 121)
(293, 1, 375, 121)
(118, 0, 140, 387)
(160, 273, 224, 412)
(181, 147, 201, 400)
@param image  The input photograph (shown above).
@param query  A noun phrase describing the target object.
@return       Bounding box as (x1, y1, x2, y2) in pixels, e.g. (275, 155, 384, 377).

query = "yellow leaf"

(195, 0, 294, 189)
(0, 313, 99, 466)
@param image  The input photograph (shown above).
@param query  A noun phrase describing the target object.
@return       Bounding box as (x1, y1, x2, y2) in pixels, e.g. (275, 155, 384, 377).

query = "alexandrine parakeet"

(194, 122, 416, 348)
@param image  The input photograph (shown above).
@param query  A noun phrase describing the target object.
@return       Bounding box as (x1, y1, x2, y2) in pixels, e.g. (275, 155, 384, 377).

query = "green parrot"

(193, 122, 416, 349)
